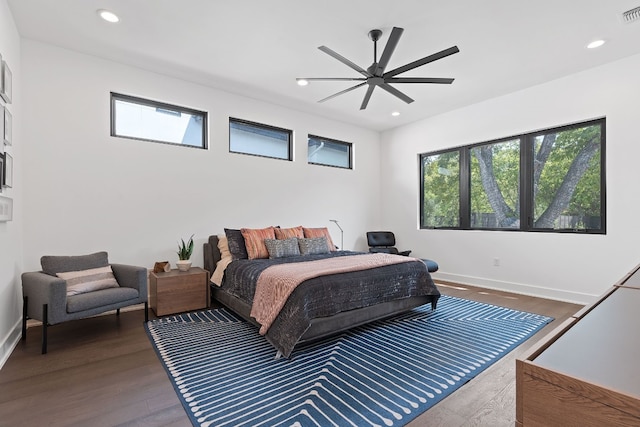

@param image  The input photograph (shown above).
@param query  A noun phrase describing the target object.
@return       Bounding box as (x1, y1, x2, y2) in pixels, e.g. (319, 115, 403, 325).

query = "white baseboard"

(0, 318, 22, 371)
(432, 271, 595, 305)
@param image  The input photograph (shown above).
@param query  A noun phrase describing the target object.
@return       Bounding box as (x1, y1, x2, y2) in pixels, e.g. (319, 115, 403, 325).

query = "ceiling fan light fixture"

(296, 26, 458, 110)
(586, 39, 605, 49)
(391, 111, 400, 116)
(296, 78, 309, 86)
(98, 9, 120, 23)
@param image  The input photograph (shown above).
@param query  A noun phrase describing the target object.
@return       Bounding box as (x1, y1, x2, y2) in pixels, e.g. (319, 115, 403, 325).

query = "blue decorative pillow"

(224, 228, 249, 260)
(264, 238, 300, 259)
(298, 237, 329, 255)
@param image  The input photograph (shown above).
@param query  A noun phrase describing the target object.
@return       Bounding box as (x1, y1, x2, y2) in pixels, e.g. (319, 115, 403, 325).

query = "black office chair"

(366, 231, 439, 272)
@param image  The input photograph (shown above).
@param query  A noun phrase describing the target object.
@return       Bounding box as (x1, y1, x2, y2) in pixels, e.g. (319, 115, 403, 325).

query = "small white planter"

(176, 260, 192, 272)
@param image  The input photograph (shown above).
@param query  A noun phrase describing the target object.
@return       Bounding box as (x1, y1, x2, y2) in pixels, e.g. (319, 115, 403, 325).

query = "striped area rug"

(145, 295, 552, 427)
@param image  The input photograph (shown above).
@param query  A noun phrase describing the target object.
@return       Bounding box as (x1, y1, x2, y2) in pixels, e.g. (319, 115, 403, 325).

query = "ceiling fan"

(297, 27, 459, 110)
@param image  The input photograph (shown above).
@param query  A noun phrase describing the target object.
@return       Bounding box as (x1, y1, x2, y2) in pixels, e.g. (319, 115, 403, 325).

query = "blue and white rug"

(145, 295, 552, 427)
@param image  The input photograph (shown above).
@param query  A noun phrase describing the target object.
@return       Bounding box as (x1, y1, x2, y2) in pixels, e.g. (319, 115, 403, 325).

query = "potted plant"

(176, 234, 194, 271)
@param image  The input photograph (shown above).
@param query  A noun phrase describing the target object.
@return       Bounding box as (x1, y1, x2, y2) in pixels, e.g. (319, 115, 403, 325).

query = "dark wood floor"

(0, 283, 582, 427)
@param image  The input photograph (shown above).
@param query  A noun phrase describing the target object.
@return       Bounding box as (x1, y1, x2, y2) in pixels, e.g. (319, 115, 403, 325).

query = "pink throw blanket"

(250, 253, 417, 335)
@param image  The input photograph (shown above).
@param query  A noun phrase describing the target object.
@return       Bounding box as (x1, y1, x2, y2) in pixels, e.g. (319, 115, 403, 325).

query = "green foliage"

(177, 234, 194, 260)
(422, 151, 460, 227)
(534, 125, 601, 225)
(470, 140, 520, 227)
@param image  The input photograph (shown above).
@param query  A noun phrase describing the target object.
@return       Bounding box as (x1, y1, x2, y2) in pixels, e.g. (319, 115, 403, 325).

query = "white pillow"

(57, 265, 119, 296)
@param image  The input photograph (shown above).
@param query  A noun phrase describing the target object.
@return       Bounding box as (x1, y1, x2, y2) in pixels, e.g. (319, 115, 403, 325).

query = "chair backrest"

(366, 231, 396, 248)
(40, 251, 109, 276)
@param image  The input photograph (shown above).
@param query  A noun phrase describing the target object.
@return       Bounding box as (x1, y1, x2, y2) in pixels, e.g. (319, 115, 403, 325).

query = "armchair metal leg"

(42, 304, 48, 355)
(144, 302, 149, 322)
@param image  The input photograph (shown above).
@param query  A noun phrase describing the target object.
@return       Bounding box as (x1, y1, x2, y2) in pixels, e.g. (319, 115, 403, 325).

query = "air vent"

(622, 6, 640, 23)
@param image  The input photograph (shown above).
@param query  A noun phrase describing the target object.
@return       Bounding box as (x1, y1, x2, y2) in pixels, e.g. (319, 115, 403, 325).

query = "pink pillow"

(274, 226, 304, 240)
(241, 226, 276, 259)
(302, 227, 336, 252)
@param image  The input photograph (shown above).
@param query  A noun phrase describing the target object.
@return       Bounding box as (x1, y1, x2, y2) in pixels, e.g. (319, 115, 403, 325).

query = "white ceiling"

(7, 0, 640, 132)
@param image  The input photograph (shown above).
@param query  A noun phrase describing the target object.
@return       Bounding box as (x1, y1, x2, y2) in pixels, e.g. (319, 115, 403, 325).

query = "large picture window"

(229, 118, 292, 161)
(308, 135, 352, 169)
(420, 118, 605, 233)
(110, 93, 207, 149)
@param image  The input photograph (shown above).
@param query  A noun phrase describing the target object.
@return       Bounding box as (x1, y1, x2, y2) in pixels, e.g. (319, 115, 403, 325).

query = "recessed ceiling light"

(98, 9, 120, 23)
(391, 111, 400, 116)
(296, 79, 309, 86)
(587, 39, 605, 49)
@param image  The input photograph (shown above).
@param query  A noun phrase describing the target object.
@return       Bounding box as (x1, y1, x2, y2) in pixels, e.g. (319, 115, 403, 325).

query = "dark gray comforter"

(218, 251, 440, 357)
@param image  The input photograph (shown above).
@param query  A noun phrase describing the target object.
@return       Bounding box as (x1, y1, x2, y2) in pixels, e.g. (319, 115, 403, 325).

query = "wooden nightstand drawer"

(149, 267, 209, 316)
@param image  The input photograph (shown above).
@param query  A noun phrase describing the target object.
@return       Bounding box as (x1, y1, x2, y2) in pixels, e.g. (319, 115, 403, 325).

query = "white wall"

(20, 41, 381, 273)
(381, 53, 640, 305)
(0, 0, 23, 367)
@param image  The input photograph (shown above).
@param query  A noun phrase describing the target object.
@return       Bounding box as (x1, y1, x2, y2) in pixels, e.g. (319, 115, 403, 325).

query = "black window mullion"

(598, 121, 607, 234)
(520, 136, 533, 230)
(419, 154, 426, 228)
(459, 148, 471, 229)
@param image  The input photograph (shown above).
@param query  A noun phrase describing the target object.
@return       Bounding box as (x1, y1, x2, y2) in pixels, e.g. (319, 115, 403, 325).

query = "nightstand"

(149, 267, 210, 316)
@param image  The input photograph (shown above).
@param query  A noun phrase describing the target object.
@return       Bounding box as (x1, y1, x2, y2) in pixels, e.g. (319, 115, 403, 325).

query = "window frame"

(419, 117, 606, 234)
(110, 92, 208, 149)
(307, 134, 353, 169)
(419, 148, 462, 228)
(228, 117, 293, 161)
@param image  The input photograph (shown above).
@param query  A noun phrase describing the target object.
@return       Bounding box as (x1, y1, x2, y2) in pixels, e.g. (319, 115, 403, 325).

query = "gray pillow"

(264, 238, 300, 259)
(298, 237, 329, 255)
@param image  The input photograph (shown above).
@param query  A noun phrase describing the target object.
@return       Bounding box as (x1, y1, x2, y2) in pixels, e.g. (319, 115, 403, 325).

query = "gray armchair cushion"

(67, 287, 140, 313)
(41, 252, 109, 276)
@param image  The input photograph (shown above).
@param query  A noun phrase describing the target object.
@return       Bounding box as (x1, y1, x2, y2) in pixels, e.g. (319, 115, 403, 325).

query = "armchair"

(22, 251, 148, 354)
(366, 231, 412, 256)
(366, 231, 439, 273)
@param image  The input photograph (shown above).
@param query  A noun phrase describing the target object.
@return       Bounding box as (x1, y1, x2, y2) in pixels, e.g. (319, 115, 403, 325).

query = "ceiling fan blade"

(360, 84, 376, 110)
(297, 77, 367, 82)
(375, 27, 404, 76)
(318, 82, 367, 103)
(318, 46, 371, 77)
(384, 46, 460, 78)
(378, 83, 414, 104)
(387, 77, 455, 84)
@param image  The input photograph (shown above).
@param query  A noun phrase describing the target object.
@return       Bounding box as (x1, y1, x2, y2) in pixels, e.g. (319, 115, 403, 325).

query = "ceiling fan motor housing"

(368, 29, 383, 42)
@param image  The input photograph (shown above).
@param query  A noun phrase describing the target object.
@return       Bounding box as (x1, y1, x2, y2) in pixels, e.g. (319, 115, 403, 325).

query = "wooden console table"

(516, 263, 640, 426)
(149, 267, 210, 316)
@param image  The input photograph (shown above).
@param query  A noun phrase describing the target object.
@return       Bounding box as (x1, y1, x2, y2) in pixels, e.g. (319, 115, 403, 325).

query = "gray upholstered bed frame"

(203, 235, 438, 350)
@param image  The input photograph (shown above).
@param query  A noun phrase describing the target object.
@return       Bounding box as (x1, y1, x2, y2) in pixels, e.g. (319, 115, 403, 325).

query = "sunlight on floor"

(436, 282, 468, 290)
(436, 282, 520, 301)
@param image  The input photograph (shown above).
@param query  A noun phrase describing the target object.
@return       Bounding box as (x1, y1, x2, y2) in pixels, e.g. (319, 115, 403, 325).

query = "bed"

(203, 233, 440, 358)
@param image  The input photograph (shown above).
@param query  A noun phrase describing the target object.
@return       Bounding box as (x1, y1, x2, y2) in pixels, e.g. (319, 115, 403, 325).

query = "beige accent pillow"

(211, 235, 233, 286)
(218, 235, 232, 260)
(57, 265, 119, 296)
